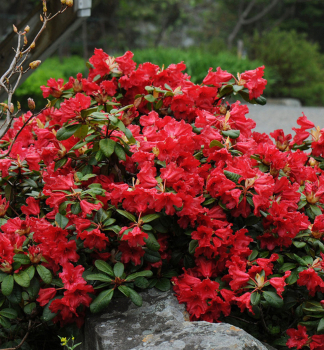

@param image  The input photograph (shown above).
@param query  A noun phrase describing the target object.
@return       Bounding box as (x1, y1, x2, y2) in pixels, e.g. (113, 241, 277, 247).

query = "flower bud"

(24, 35, 27, 46)
(28, 98, 35, 111)
(40, 14, 44, 22)
(42, 0, 47, 12)
(66, 0, 73, 7)
(24, 25, 30, 33)
(13, 25, 18, 33)
(61, 0, 66, 4)
(29, 60, 41, 69)
(30, 41, 36, 49)
(0, 103, 8, 112)
(17, 101, 21, 110)
(9, 103, 14, 114)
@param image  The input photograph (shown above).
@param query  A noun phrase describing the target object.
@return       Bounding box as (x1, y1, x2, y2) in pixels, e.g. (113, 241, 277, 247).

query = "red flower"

(240, 66, 267, 99)
(235, 292, 254, 314)
(286, 325, 309, 349)
(115, 51, 136, 75)
(297, 268, 324, 296)
(121, 226, 148, 247)
(0, 195, 9, 217)
(37, 288, 57, 307)
(80, 200, 102, 216)
(310, 334, 324, 350)
(78, 228, 109, 251)
(269, 271, 291, 298)
(59, 263, 87, 290)
(119, 241, 145, 266)
(58, 93, 91, 122)
(21, 197, 40, 216)
(203, 67, 233, 88)
(40, 77, 73, 98)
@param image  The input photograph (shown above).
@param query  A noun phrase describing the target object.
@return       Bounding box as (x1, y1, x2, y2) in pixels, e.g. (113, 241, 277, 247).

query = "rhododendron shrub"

(0, 49, 324, 349)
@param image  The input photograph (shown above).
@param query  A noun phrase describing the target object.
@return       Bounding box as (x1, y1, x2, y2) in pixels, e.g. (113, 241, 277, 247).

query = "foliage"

(249, 28, 324, 106)
(1, 48, 324, 350)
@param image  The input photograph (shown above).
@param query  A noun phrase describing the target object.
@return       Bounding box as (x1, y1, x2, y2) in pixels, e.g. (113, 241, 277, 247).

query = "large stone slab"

(82, 289, 274, 350)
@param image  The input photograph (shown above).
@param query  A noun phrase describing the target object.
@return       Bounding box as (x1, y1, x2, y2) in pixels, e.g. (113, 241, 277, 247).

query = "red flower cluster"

(1, 49, 324, 349)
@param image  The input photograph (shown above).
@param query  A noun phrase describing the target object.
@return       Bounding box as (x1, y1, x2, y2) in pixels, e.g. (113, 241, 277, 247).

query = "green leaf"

(163, 270, 178, 278)
(125, 270, 153, 281)
(134, 277, 149, 289)
(233, 85, 244, 92)
(310, 204, 322, 217)
(144, 232, 160, 252)
(13, 254, 30, 265)
(71, 140, 88, 151)
(56, 124, 81, 141)
(90, 289, 114, 313)
(74, 124, 89, 139)
(86, 274, 113, 282)
(36, 265, 52, 284)
(0, 308, 17, 319)
(125, 128, 136, 143)
(118, 285, 130, 297)
(209, 140, 224, 148)
(6, 284, 22, 304)
(144, 249, 161, 263)
(95, 260, 114, 277)
(202, 198, 216, 206)
(113, 262, 124, 278)
(155, 278, 171, 292)
(279, 263, 297, 273)
(25, 265, 36, 280)
(0, 316, 11, 328)
(100, 139, 116, 158)
(71, 202, 81, 215)
(25, 278, 40, 299)
(144, 94, 156, 103)
(293, 254, 308, 267)
(116, 209, 136, 222)
(128, 287, 142, 306)
(222, 130, 240, 139)
(114, 143, 126, 161)
(262, 291, 284, 308)
(23, 178, 38, 188)
(1, 275, 14, 296)
(217, 84, 233, 98)
(250, 292, 261, 306)
(293, 241, 306, 248)
(0, 271, 6, 283)
(285, 269, 299, 285)
(24, 302, 36, 315)
(224, 170, 241, 184)
(54, 158, 67, 171)
(55, 213, 69, 229)
(248, 250, 258, 261)
(189, 240, 199, 255)
(312, 318, 324, 335)
(13, 271, 30, 288)
(141, 213, 160, 223)
(255, 96, 267, 105)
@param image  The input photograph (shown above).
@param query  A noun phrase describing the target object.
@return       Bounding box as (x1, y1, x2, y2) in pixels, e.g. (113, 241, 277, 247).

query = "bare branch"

(0, 1, 71, 157)
(243, 0, 280, 25)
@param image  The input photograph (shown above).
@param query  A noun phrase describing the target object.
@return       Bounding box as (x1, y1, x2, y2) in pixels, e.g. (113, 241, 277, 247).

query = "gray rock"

(82, 289, 274, 350)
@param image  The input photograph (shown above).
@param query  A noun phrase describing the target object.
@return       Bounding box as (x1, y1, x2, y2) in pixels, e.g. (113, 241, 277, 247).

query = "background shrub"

(249, 29, 324, 106)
